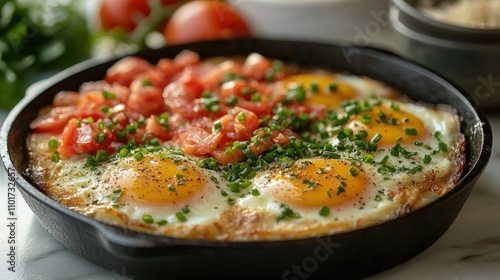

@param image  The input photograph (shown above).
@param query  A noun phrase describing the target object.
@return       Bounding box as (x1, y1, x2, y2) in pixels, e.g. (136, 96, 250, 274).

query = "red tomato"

(242, 53, 272, 81)
(219, 107, 260, 141)
(58, 119, 117, 158)
(162, 69, 204, 120)
(76, 92, 107, 119)
(99, 0, 150, 32)
(53, 91, 80, 107)
(163, 1, 250, 44)
(30, 106, 77, 133)
(99, 0, 181, 32)
(145, 117, 171, 141)
(105, 57, 153, 87)
(127, 81, 167, 117)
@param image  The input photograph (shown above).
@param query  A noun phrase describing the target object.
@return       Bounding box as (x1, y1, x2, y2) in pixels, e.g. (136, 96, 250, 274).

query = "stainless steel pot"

(390, 0, 500, 112)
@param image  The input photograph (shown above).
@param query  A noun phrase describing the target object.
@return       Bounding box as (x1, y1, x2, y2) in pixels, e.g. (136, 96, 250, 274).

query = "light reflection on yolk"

(114, 156, 207, 205)
(279, 74, 357, 108)
(347, 106, 426, 146)
(270, 159, 369, 208)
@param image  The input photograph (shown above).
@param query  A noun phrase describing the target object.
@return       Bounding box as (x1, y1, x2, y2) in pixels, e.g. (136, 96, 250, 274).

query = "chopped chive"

(327, 82, 338, 93)
(157, 220, 168, 226)
(48, 139, 59, 149)
(370, 133, 382, 143)
(390, 103, 400, 111)
(349, 167, 360, 177)
(362, 153, 375, 163)
(176, 212, 187, 222)
(337, 186, 346, 195)
(51, 153, 60, 163)
(276, 204, 300, 222)
(102, 90, 116, 100)
(439, 142, 448, 152)
(119, 148, 129, 157)
(423, 155, 432, 164)
(213, 120, 222, 131)
(319, 206, 330, 217)
(251, 92, 261, 102)
(361, 114, 372, 124)
(142, 215, 154, 224)
(95, 132, 106, 144)
(310, 81, 319, 93)
(404, 128, 418, 136)
(126, 124, 137, 135)
(134, 152, 144, 161)
(181, 206, 190, 214)
(96, 150, 109, 162)
(117, 129, 127, 140)
(226, 96, 238, 106)
(434, 131, 442, 141)
(281, 157, 295, 168)
(236, 112, 246, 122)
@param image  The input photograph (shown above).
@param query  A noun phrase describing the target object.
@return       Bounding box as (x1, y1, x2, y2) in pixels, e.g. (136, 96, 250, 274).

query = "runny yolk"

(114, 155, 207, 205)
(269, 159, 369, 208)
(347, 105, 427, 146)
(279, 74, 357, 108)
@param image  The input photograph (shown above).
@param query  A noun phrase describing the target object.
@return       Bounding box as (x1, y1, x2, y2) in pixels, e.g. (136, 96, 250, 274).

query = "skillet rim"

(0, 38, 492, 251)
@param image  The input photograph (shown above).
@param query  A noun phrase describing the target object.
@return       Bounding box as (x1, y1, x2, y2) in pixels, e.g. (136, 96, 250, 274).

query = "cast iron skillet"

(0, 38, 492, 279)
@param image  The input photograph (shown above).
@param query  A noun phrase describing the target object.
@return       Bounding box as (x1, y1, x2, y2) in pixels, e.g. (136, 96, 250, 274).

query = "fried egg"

(35, 151, 228, 237)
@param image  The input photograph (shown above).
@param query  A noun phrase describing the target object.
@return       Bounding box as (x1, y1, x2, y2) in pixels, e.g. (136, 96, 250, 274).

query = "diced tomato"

(30, 106, 77, 133)
(145, 116, 172, 141)
(53, 91, 80, 107)
(178, 127, 212, 156)
(105, 57, 153, 86)
(219, 107, 260, 141)
(198, 61, 242, 90)
(157, 58, 181, 78)
(209, 145, 244, 165)
(108, 84, 131, 103)
(174, 117, 223, 156)
(242, 53, 272, 81)
(127, 80, 167, 117)
(162, 69, 204, 120)
(76, 92, 107, 120)
(80, 81, 109, 93)
(219, 80, 273, 116)
(156, 51, 200, 82)
(58, 119, 117, 158)
(174, 50, 200, 68)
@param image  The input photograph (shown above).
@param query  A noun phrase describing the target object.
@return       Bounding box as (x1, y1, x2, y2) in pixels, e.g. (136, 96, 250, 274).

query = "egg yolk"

(347, 105, 426, 146)
(269, 159, 369, 208)
(114, 155, 208, 205)
(279, 74, 357, 108)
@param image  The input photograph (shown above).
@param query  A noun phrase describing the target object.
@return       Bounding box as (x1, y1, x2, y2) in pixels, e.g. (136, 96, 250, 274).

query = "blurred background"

(0, 0, 397, 110)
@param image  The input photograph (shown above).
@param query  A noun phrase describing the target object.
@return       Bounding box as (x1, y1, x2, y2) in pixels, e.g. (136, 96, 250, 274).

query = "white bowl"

(229, 0, 392, 47)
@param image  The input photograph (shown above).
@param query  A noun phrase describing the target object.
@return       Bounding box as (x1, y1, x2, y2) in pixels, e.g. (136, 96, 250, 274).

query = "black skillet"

(0, 38, 492, 279)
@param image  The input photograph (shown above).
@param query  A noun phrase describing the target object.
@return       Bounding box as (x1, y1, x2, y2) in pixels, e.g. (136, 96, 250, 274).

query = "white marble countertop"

(1, 110, 500, 280)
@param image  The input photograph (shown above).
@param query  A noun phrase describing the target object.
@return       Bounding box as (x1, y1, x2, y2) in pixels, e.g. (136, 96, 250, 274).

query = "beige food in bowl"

(419, 0, 500, 28)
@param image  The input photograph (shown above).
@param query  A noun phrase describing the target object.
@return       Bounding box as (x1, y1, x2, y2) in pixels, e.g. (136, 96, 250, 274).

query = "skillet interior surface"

(0, 38, 492, 279)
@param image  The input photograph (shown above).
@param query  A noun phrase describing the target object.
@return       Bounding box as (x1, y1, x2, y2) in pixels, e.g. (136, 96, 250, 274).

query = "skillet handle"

(93, 222, 199, 259)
